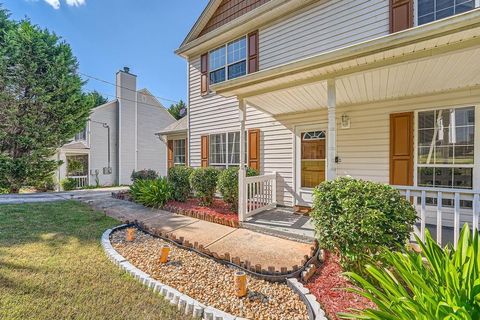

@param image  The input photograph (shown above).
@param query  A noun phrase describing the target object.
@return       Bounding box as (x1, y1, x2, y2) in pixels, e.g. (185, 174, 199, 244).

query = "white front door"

(295, 124, 327, 206)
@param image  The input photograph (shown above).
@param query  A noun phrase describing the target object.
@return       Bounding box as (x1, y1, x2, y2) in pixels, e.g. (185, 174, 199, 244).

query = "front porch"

(211, 10, 480, 247)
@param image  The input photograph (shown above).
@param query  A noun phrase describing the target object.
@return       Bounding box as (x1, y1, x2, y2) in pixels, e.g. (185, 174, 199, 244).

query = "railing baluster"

(454, 192, 460, 249)
(421, 190, 426, 242)
(473, 193, 479, 236)
(437, 191, 443, 246)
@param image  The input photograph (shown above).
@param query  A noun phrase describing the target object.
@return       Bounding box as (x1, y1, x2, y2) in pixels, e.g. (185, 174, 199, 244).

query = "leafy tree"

(0, 12, 94, 193)
(86, 90, 108, 108)
(168, 99, 187, 120)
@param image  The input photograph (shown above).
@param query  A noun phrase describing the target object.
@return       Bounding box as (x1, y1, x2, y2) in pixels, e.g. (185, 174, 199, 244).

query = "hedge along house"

(177, 0, 480, 246)
(56, 68, 176, 189)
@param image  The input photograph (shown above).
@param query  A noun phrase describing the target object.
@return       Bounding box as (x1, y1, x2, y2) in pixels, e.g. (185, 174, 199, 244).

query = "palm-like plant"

(340, 224, 480, 320)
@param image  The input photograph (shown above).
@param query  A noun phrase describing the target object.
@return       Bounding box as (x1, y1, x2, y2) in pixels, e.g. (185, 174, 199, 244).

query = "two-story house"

(56, 68, 176, 189)
(176, 0, 480, 246)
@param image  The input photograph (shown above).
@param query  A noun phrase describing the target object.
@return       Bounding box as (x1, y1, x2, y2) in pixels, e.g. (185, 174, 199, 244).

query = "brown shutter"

(201, 53, 209, 95)
(390, 0, 413, 33)
(390, 112, 414, 186)
(185, 137, 188, 166)
(248, 30, 259, 73)
(167, 140, 174, 169)
(248, 129, 260, 171)
(200, 135, 209, 167)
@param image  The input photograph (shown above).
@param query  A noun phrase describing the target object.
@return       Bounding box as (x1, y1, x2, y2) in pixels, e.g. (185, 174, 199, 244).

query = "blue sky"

(2, 0, 209, 106)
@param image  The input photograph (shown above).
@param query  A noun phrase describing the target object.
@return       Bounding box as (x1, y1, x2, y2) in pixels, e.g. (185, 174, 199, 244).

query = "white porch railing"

(395, 185, 480, 248)
(243, 172, 277, 219)
(67, 175, 88, 189)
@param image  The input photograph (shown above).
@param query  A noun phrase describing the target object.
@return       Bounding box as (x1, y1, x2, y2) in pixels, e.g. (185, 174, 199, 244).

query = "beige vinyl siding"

(189, 56, 240, 168)
(259, 0, 389, 69)
(89, 102, 118, 186)
(136, 92, 175, 177)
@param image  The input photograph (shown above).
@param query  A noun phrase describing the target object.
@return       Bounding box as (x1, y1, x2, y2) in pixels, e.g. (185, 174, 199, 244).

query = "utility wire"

(80, 71, 180, 104)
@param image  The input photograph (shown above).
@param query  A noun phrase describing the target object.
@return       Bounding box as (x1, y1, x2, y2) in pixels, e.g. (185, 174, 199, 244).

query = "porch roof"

(211, 9, 480, 115)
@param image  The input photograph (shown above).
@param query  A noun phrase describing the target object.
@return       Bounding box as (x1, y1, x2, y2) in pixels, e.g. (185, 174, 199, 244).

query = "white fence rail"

(244, 172, 277, 219)
(67, 175, 88, 189)
(395, 185, 480, 248)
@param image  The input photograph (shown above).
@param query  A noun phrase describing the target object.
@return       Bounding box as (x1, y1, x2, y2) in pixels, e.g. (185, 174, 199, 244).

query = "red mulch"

(164, 198, 239, 227)
(305, 252, 376, 320)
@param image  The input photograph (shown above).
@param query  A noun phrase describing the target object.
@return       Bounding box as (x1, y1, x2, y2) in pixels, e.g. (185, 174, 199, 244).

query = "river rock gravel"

(111, 228, 309, 320)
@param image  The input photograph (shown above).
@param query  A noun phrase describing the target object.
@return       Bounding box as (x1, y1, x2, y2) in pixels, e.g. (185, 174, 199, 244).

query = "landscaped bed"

(111, 227, 308, 320)
(305, 252, 375, 320)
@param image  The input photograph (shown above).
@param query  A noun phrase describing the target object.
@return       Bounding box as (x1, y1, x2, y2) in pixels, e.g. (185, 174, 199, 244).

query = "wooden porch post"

(327, 79, 337, 181)
(238, 98, 247, 222)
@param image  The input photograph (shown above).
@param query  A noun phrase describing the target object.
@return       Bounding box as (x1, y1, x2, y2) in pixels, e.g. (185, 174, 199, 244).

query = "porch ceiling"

(211, 10, 480, 115)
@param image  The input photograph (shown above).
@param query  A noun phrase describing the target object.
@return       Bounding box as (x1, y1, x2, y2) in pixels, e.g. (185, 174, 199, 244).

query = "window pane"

(453, 167, 473, 189)
(456, 0, 474, 13)
(209, 133, 226, 164)
(174, 139, 186, 164)
(419, 13, 435, 24)
(436, 6, 455, 19)
(418, 129, 434, 146)
(227, 37, 246, 65)
(455, 107, 475, 126)
(227, 61, 246, 80)
(418, 167, 434, 187)
(454, 146, 474, 164)
(436, 0, 454, 11)
(418, 146, 432, 164)
(228, 132, 240, 164)
(418, 111, 435, 129)
(456, 126, 474, 145)
(209, 68, 225, 84)
(435, 146, 454, 164)
(418, 0, 434, 16)
(209, 46, 225, 70)
(434, 167, 453, 188)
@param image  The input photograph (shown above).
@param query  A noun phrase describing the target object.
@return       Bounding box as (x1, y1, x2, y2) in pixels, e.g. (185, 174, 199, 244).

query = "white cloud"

(65, 0, 86, 7)
(40, 0, 86, 9)
(44, 0, 60, 9)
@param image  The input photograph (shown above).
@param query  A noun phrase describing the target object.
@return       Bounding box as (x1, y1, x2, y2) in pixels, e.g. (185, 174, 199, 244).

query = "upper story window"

(209, 36, 247, 85)
(74, 127, 87, 141)
(417, 0, 475, 25)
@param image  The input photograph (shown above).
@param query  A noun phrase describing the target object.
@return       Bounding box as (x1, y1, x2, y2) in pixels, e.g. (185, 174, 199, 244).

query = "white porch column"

(238, 98, 247, 222)
(327, 79, 337, 181)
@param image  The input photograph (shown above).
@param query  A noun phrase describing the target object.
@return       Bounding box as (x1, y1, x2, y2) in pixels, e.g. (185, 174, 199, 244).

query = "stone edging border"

(101, 224, 241, 320)
(163, 204, 240, 228)
(286, 278, 328, 320)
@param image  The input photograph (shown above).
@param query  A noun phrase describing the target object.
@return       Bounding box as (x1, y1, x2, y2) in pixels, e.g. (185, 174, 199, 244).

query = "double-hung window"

(75, 127, 87, 141)
(209, 36, 247, 85)
(173, 139, 186, 166)
(417, 0, 475, 25)
(417, 106, 475, 192)
(209, 131, 247, 168)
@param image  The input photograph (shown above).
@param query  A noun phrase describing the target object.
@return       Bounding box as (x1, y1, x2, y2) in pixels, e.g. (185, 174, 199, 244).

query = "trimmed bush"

(340, 225, 480, 320)
(168, 166, 193, 202)
(130, 177, 172, 208)
(61, 178, 77, 191)
(311, 177, 417, 271)
(35, 175, 56, 192)
(217, 167, 258, 211)
(189, 167, 219, 206)
(130, 169, 158, 182)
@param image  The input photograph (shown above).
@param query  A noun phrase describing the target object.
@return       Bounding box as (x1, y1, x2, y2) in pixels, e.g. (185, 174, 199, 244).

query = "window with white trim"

(417, 106, 475, 190)
(417, 0, 475, 25)
(74, 127, 87, 141)
(209, 131, 247, 168)
(173, 139, 186, 166)
(209, 36, 247, 85)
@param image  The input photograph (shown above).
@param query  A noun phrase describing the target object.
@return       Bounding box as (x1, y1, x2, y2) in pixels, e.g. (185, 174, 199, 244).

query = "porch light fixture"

(341, 114, 350, 129)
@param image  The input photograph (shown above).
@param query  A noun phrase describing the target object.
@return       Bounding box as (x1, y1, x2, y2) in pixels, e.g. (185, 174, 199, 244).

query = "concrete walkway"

(79, 194, 312, 269)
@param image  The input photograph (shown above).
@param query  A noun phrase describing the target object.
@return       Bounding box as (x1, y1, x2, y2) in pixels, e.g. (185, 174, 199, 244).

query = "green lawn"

(0, 201, 187, 320)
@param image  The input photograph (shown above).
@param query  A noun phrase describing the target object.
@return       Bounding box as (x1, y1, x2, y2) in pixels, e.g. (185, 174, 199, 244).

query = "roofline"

(175, 0, 314, 58)
(155, 128, 188, 136)
(178, 0, 221, 49)
(91, 99, 117, 111)
(212, 8, 480, 96)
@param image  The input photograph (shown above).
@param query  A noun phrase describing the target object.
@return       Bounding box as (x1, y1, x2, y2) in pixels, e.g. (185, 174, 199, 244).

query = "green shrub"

(311, 177, 417, 271)
(0, 187, 8, 194)
(130, 169, 158, 182)
(61, 178, 77, 191)
(217, 167, 258, 211)
(189, 167, 219, 206)
(130, 177, 172, 208)
(168, 166, 193, 202)
(340, 225, 480, 320)
(35, 175, 56, 192)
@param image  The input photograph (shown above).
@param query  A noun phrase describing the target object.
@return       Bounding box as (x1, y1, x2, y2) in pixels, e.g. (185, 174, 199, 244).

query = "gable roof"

(137, 88, 176, 122)
(156, 116, 188, 135)
(180, 0, 223, 48)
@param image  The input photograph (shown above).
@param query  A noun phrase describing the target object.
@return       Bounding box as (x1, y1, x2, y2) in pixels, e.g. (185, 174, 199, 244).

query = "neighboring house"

(56, 68, 176, 189)
(176, 0, 480, 244)
(156, 116, 188, 169)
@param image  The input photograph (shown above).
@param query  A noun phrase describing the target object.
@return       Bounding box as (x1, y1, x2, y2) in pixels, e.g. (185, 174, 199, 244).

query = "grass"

(0, 201, 187, 320)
